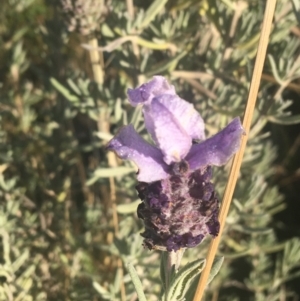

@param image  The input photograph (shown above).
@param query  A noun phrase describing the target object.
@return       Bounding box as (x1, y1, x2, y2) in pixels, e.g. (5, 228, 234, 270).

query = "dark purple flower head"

(107, 76, 244, 251)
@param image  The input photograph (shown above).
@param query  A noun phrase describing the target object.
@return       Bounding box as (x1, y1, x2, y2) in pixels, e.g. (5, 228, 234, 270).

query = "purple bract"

(107, 76, 244, 251)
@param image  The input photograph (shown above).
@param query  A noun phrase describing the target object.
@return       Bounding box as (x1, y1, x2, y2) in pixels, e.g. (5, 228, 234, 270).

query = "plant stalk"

(87, 36, 125, 301)
(164, 249, 185, 300)
(192, 0, 277, 300)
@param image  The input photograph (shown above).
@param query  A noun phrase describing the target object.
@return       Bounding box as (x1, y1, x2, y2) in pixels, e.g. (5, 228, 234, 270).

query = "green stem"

(127, 262, 147, 301)
(164, 249, 185, 300)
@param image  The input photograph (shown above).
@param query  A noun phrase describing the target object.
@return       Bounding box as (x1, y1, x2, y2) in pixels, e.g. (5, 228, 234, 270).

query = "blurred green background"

(0, 0, 300, 300)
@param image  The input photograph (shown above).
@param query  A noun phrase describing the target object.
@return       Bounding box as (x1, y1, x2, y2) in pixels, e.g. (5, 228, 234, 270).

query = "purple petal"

(128, 77, 205, 140)
(143, 99, 192, 165)
(186, 118, 244, 170)
(127, 76, 175, 106)
(107, 125, 170, 182)
(153, 94, 205, 140)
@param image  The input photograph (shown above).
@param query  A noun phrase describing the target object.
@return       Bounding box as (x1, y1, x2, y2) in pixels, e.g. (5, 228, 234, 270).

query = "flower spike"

(108, 76, 244, 251)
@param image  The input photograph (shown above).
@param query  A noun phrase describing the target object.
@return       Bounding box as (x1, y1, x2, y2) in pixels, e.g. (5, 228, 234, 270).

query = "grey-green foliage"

(161, 258, 206, 301)
(0, 0, 300, 301)
(0, 182, 47, 301)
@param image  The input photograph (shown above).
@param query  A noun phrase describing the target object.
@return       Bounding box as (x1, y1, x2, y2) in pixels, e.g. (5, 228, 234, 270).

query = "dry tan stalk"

(261, 73, 300, 93)
(87, 36, 126, 301)
(192, 0, 277, 300)
(88, 37, 104, 85)
(183, 78, 217, 100)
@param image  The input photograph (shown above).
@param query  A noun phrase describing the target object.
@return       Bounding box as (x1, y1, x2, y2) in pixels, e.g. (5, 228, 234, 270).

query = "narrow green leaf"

(114, 98, 123, 123)
(0, 230, 11, 264)
(93, 281, 112, 300)
(11, 249, 29, 272)
(17, 264, 36, 280)
(126, 262, 147, 301)
(20, 277, 33, 291)
(267, 55, 283, 84)
(283, 238, 300, 274)
(50, 78, 79, 102)
(267, 114, 300, 125)
(237, 32, 260, 51)
(146, 51, 188, 77)
(207, 256, 224, 284)
(87, 167, 135, 185)
(160, 252, 168, 292)
(135, 37, 177, 51)
(101, 23, 115, 37)
(165, 258, 205, 301)
(67, 78, 81, 95)
(138, 0, 168, 30)
(116, 200, 140, 214)
(113, 267, 123, 295)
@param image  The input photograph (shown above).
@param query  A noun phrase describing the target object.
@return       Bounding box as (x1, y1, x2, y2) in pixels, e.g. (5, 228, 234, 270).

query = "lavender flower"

(60, 0, 104, 36)
(107, 76, 244, 252)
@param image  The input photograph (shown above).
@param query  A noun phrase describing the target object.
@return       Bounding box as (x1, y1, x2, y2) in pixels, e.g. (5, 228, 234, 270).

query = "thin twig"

(261, 73, 300, 93)
(87, 36, 126, 301)
(183, 78, 217, 100)
(192, 1, 277, 300)
(88, 37, 104, 85)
